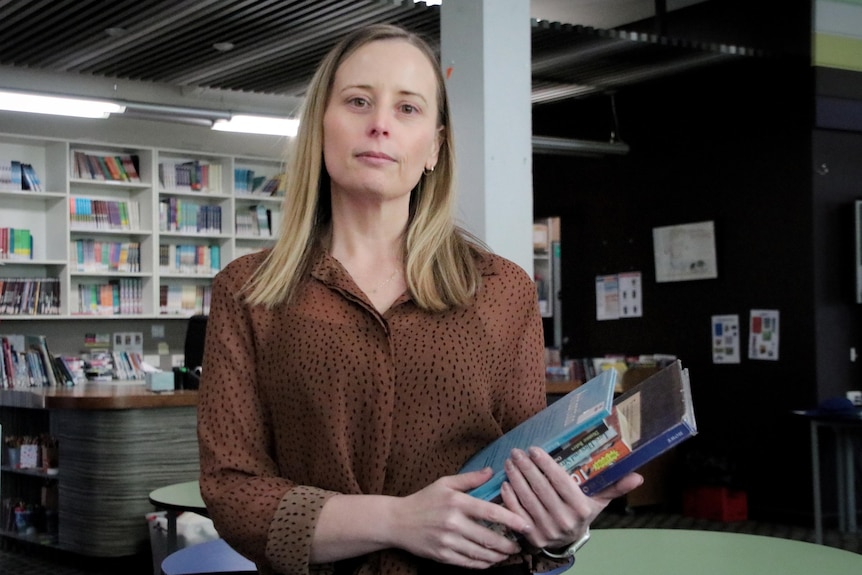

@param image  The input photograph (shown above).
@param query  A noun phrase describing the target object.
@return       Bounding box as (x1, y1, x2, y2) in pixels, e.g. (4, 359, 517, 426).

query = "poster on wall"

(711, 314, 740, 364)
(596, 272, 644, 320)
(749, 309, 780, 361)
(618, 272, 643, 318)
(653, 220, 718, 282)
(595, 275, 620, 320)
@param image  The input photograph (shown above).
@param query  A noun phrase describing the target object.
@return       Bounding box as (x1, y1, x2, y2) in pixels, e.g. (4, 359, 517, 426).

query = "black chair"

(181, 315, 208, 389)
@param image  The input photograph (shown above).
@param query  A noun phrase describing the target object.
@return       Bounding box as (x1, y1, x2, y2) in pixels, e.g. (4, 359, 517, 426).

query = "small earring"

(423, 166, 434, 176)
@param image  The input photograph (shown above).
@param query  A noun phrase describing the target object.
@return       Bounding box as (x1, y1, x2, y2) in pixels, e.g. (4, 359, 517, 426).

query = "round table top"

(149, 480, 207, 516)
(569, 528, 862, 574)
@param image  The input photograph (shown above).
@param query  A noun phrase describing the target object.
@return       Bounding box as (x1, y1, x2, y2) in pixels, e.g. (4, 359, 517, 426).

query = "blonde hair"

(243, 24, 484, 311)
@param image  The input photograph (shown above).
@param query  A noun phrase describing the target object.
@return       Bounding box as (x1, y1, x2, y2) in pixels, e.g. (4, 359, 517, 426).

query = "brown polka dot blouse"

(197, 246, 549, 575)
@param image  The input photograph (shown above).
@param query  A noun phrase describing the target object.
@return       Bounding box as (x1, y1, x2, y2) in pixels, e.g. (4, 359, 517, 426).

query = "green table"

(149, 480, 207, 554)
(568, 529, 862, 574)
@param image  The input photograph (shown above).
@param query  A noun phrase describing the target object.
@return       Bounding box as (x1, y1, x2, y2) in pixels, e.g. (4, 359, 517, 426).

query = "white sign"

(653, 220, 718, 282)
(618, 272, 643, 318)
(749, 309, 780, 361)
(595, 275, 620, 321)
(711, 314, 740, 364)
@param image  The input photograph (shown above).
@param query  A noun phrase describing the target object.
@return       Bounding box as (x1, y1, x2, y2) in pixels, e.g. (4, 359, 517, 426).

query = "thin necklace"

(370, 269, 400, 294)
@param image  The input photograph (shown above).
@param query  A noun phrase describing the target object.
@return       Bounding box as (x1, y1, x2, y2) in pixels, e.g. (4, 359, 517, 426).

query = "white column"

(440, 0, 533, 276)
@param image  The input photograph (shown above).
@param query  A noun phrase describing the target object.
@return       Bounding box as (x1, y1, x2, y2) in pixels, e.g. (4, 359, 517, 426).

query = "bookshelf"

(0, 133, 284, 319)
(534, 216, 562, 348)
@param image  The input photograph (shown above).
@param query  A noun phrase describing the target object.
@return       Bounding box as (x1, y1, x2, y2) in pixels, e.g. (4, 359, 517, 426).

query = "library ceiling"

(0, 0, 762, 106)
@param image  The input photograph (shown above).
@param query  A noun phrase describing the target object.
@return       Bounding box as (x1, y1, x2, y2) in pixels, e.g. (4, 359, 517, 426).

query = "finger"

(500, 481, 527, 518)
(526, 447, 586, 508)
(500, 476, 561, 550)
(504, 451, 554, 523)
(443, 467, 495, 492)
(471, 495, 533, 540)
(439, 519, 519, 568)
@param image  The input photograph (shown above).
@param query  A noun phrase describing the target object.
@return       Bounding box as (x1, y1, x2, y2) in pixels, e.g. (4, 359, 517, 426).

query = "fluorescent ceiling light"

(532, 135, 630, 156)
(0, 90, 125, 118)
(213, 114, 299, 137)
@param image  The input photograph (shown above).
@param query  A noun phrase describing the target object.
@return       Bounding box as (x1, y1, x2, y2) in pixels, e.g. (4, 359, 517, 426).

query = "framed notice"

(653, 221, 718, 282)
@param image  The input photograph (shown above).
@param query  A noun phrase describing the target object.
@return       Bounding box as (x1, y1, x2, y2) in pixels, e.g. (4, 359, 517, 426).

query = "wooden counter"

(546, 379, 582, 395)
(0, 382, 198, 410)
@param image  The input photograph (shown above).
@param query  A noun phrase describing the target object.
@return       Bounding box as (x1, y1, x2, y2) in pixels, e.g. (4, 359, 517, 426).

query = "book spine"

(578, 421, 696, 496)
(467, 411, 612, 503)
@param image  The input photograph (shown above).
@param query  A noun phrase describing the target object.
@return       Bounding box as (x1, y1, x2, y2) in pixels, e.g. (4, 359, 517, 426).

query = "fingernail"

(511, 448, 525, 461)
(528, 446, 543, 459)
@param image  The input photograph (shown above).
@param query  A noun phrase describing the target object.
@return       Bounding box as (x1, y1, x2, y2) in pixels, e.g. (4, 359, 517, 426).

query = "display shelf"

(0, 464, 58, 478)
(0, 405, 57, 546)
(1, 388, 200, 556)
(0, 526, 59, 547)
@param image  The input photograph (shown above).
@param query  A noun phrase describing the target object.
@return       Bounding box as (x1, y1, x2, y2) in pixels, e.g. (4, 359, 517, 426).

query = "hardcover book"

(461, 360, 696, 501)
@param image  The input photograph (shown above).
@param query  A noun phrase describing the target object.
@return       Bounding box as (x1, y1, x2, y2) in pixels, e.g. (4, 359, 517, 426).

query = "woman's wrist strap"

(540, 528, 591, 559)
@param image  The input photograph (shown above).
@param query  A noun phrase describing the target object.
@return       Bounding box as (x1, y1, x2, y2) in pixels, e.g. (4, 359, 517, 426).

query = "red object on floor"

(683, 486, 748, 522)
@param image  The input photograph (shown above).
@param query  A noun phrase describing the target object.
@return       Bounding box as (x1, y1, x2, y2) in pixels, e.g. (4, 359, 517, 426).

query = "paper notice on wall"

(113, 332, 144, 354)
(749, 309, 779, 361)
(653, 220, 718, 282)
(618, 272, 643, 318)
(595, 275, 620, 320)
(711, 314, 740, 364)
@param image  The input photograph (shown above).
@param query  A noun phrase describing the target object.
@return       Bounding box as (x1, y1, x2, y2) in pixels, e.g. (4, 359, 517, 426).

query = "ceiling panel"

(0, 0, 762, 104)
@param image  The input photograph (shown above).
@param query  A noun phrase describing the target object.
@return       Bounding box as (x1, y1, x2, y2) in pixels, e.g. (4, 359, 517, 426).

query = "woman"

(197, 23, 641, 575)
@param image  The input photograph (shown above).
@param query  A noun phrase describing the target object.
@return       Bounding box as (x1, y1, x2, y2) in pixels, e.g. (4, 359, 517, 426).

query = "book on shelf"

(0, 158, 43, 192)
(160, 159, 218, 192)
(25, 335, 72, 387)
(20, 163, 42, 191)
(0, 160, 23, 190)
(0, 278, 59, 316)
(73, 151, 141, 183)
(1, 336, 19, 388)
(0, 335, 70, 388)
(120, 154, 141, 182)
(234, 169, 285, 196)
(0, 228, 33, 261)
(460, 360, 697, 501)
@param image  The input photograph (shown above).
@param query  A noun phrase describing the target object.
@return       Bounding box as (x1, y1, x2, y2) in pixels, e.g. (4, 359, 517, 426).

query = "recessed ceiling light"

(105, 27, 128, 37)
(213, 42, 235, 52)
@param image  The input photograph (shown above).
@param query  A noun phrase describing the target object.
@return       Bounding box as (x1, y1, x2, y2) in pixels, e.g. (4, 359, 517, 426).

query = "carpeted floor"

(1, 510, 860, 574)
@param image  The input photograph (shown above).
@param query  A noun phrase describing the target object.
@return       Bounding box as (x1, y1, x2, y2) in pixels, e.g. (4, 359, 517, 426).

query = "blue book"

(460, 368, 617, 502)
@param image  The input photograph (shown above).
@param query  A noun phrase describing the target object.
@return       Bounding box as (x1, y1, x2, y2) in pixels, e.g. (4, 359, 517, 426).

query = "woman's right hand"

(387, 468, 533, 569)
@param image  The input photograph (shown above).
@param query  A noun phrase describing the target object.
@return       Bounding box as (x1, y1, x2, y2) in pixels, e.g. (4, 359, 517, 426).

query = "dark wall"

(813, 128, 862, 400)
(532, 52, 822, 520)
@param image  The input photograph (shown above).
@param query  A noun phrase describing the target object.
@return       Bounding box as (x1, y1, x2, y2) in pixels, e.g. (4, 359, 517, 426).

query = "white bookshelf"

(0, 133, 284, 319)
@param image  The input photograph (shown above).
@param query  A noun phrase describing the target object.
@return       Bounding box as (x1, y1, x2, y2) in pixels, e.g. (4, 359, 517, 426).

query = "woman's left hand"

(499, 447, 643, 551)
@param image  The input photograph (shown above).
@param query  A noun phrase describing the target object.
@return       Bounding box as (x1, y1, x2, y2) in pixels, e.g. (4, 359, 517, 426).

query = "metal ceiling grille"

(529, 21, 766, 103)
(0, 0, 761, 104)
